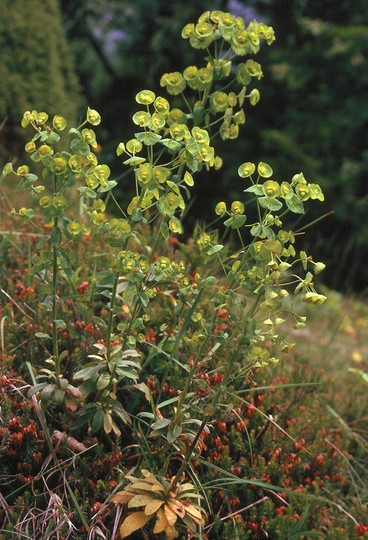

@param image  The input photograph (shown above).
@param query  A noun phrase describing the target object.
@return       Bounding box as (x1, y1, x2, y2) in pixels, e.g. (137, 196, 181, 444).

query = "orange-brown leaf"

(109, 491, 134, 505)
(151, 484, 165, 493)
(165, 525, 179, 540)
(128, 494, 153, 508)
(153, 508, 169, 534)
(126, 481, 154, 491)
(120, 512, 152, 538)
(163, 503, 178, 526)
(184, 503, 204, 524)
(167, 499, 186, 518)
(144, 498, 164, 515)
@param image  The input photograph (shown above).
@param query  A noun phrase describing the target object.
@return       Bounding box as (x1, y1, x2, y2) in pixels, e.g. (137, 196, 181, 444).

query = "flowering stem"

(51, 222, 60, 377)
(171, 363, 232, 492)
(106, 274, 119, 365)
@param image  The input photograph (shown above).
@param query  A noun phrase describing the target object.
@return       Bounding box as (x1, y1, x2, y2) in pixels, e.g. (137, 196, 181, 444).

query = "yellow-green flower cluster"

(15, 109, 117, 219)
(237, 161, 324, 215)
(181, 11, 275, 55)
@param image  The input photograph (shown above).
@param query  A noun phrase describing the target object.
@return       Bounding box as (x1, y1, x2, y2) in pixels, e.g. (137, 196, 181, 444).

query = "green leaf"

(348, 368, 368, 385)
(160, 221, 169, 240)
(98, 180, 117, 193)
(244, 185, 263, 195)
(59, 249, 74, 278)
(206, 244, 224, 255)
(72, 407, 96, 430)
(268, 198, 283, 211)
(112, 404, 131, 424)
(116, 142, 125, 156)
(53, 319, 66, 329)
(97, 373, 111, 391)
(151, 418, 171, 430)
(53, 388, 66, 404)
(77, 186, 97, 198)
(250, 223, 262, 237)
(69, 128, 81, 136)
(238, 86, 247, 107)
(123, 156, 146, 166)
(74, 364, 101, 382)
(35, 332, 52, 340)
(27, 383, 47, 398)
(261, 225, 275, 239)
(37, 236, 49, 250)
(193, 106, 205, 125)
(70, 138, 90, 156)
(167, 427, 178, 444)
(98, 272, 116, 287)
(93, 316, 107, 329)
(50, 227, 62, 247)
(25, 173, 38, 183)
(41, 384, 56, 404)
(134, 382, 151, 402)
(2, 163, 13, 176)
(286, 194, 304, 214)
(92, 409, 104, 433)
(132, 207, 147, 223)
(159, 138, 182, 152)
(135, 131, 162, 146)
(300, 251, 308, 271)
(224, 215, 246, 229)
(45, 131, 61, 145)
(172, 424, 182, 438)
(258, 197, 283, 211)
(183, 171, 194, 186)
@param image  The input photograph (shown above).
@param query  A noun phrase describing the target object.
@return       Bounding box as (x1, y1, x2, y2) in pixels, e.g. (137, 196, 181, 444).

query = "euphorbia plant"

(2, 9, 327, 539)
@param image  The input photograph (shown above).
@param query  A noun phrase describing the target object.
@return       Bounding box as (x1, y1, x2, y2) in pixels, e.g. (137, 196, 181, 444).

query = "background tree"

(0, 0, 80, 163)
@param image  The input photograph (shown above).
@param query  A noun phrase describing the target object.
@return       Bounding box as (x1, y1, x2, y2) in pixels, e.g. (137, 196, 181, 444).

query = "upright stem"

(52, 224, 60, 377)
(170, 364, 232, 492)
(52, 172, 60, 377)
(106, 275, 119, 364)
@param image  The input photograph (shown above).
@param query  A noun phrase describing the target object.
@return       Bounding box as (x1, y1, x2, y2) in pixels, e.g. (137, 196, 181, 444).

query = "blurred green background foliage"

(1, 0, 367, 291)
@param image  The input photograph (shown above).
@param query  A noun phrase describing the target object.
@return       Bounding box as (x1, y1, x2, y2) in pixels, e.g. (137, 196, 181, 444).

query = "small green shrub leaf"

(151, 418, 171, 430)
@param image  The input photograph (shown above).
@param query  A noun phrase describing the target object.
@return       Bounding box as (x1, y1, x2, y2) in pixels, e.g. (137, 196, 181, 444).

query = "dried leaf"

(134, 382, 151, 402)
(126, 481, 154, 491)
(153, 508, 169, 534)
(64, 395, 79, 412)
(167, 498, 186, 518)
(103, 413, 113, 434)
(139, 471, 165, 487)
(109, 491, 134, 505)
(151, 484, 165, 493)
(120, 512, 152, 538)
(184, 503, 204, 523)
(111, 420, 122, 437)
(52, 430, 87, 452)
(166, 525, 180, 540)
(163, 503, 178, 526)
(179, 482, 198, 493)
(144, 498, 164, 516)
(128, 494, 154, 508)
